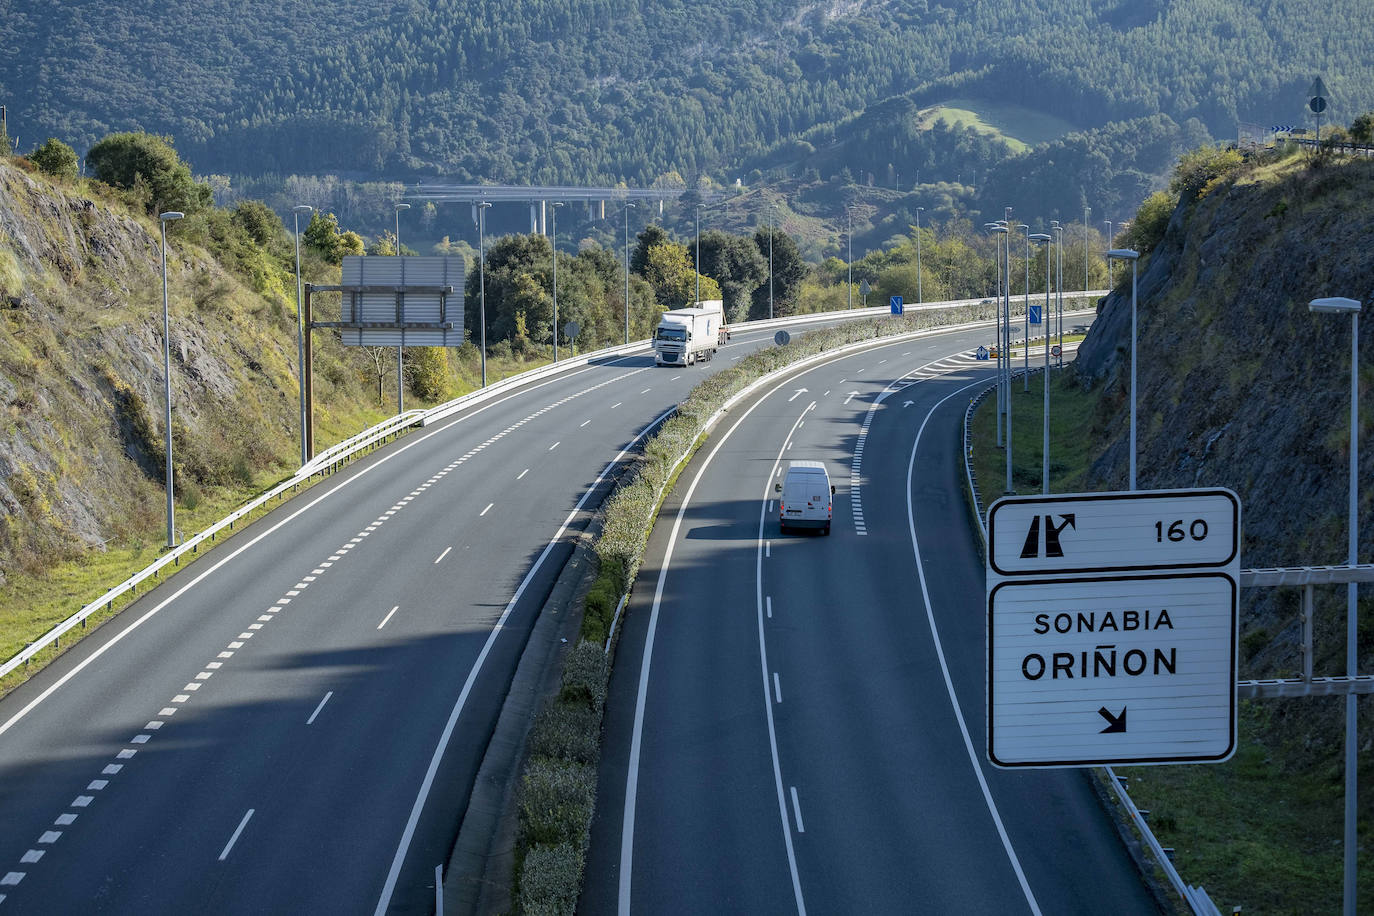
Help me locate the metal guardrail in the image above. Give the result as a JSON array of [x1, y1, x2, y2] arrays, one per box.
[[5, 299, 1006, 683]]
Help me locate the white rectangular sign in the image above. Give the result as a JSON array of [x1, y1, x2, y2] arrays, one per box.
[[988, 573, 1237, 767], [988, 489, 1239, 576]]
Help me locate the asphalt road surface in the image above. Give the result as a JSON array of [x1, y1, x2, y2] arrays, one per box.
[[0, 314, 891, 914], [585, 324, 1161, 914]]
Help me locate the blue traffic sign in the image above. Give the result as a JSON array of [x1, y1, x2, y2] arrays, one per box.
[[1028, 304, 1042, 325], [890, 295, 903, 315]]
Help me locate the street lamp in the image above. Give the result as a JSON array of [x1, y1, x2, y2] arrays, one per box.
[[1019, 224, 1030, 391], [768, 204, 775, 320], [551, 202, 563, 362], [477, 201, 491, 387], [1052, 222, 1065, 368], [291, 204, 312, 467], [846, 207, 854, 310], [1083, 205, 1091, 296], [394, 202, 410, 414], [1030, 233, 1053, 494], [695, 204, 702, 305], [1308, 295, 1362, 916], [1104, 220, 1115, 290], [1107, 248, 1140, 489], [915, 206, 925, 305], [984, 222, 1007, 448], [986, 222, 1012, 487], [158, 211, 184, 548], [623, 202, 636, 345]]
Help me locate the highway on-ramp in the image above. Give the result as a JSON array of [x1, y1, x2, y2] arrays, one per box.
[[585, 326, 1161, 913], [0, 316, 876, 914]]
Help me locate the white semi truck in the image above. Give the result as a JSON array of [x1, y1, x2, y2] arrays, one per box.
[[653, 306, 721, 366]]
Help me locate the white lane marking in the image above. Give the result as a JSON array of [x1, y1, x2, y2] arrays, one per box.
[[766, 596, 773, 619], [306, 692, 333, 725], [378, 606, 399, 630], [37, 832, 60, 845], [517, 468, 529, 480], [145, 721, 162, 730], [54, 815, 75, 826], [620, 391, 813, 916], [159, 707, 177, 716], [1, 873, 23, 886], [670, 375, 682, 380], [374, 405, 678, 916], [905, 377, 1042, 915], [434, 547, 452, 564], [611, 402, 622, 409], [823, 390, 830, 397], [773, 673, 782, 703], [549, 441, 560, 451], [480, 503, 494, 517], [843, 391, 859, 405], [130, 734, 150, 743], [640, 388, 651, 394], [580, 420, 590, 428], [19, 851, 40, 865], [72, 796, 93, 807], [218, 809, 254, 861], [86, 780, 107, 790], [790, 787, 805, 833], [901, 351, 911, 356], [765, 541, 771, 558], [102, 765, 122, 775]]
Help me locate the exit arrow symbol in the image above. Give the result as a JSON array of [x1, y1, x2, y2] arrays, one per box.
[[843, 391, 859, 405], [903, 400, 914, 408], [788, 388, 808, 402], [1098, 706, 1127, 734]]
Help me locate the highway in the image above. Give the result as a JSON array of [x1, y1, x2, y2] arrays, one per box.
[[584, 325, 1161, 913], [0, 316, 873, 914]]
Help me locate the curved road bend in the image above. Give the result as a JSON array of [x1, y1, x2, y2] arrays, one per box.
[[0, 318, 870, 914], [586, 325, 1161, 914]]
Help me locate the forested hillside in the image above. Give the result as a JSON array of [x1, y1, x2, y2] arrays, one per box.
[[3, 0, 1371, 193]]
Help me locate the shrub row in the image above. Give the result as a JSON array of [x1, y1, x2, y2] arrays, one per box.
[[513, 304, 1001, 912]]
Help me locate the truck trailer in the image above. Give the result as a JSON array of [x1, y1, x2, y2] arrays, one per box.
[[653, 307, 721, 366]]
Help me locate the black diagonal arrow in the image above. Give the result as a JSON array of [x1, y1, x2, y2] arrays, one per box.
[[1098, 706, 1127, 733]]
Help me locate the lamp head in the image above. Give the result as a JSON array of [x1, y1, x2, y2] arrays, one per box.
[[1030, 233, 1052, 242], [159, 211, 184, 222], [1309, 297, 1362, 314], [395, 203, 411, 212], [292, 205, 313, 215], [1107, 248, 1140, 260]]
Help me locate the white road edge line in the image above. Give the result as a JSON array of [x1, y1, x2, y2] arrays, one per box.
[[373, 405, 678, 916], [377, 606, 399, 630], [218, 809, 254, 861], [906, 377, 1043, 916], [306, 691, 333, 725], [619, 389, 812, 916]]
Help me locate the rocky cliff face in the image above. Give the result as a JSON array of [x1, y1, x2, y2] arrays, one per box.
[[0, 163, 299, 580], [1073, 155, 1373, 692]]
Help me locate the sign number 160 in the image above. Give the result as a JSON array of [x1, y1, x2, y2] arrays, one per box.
[[1156, 519, 1209, 543]]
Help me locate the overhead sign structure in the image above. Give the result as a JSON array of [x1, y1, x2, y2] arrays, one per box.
[[890, 295, 903, 315], [986, 488, 1240, 768], [335, 256, 465, 347]]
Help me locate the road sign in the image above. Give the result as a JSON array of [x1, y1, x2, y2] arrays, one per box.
[[1051, 344, 1062, 358], [1029, 304, 1042, 325], [988, 573, 1237, 766], [774, 330, 791, 346], [988, 489, 1239, 577], [563, 321, 581, 339], [890, 295, 903, 315], [975, 346, 989, 360], [860, 279, 871, 295], [986, 488, 1241, 768]]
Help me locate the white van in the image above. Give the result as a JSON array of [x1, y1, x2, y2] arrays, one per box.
[[775, 460, 834, 534]]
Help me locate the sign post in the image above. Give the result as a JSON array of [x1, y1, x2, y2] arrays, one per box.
[[986, 488, 1241, 768]]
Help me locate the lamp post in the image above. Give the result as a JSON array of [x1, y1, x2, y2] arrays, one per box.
[[984, 222, 1007, 447], [986, 222, 1011, 486], [623, 202, 636, 345], [915, 206, 925, 305], [1031, 233, 1052, 493], [394, 202, 410, 414], [551, 202, 563, 362], [1107, 248, 1140, 489], [477, 201, 491, 387], [695, 204, 701, 305], [1083, 205, 1091, 296], [763, 205, 774, 321], [158, 211, 184, 548], [1053, 222, 1065, 368], [846, 207, 854, 310], [1308, 295, 1362, 916], [291, 205, 312, 468], [1019, 224, 1030, 391], [1104, 220, 1115, 290]]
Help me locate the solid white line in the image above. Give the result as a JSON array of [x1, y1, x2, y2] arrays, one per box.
[[905, 378, 1042, 915], [480, 503, 493, 517], [434, 547, 452, 564], [377, 606, 399, 630], [517, 468, 529, 480], [306, 691, 333, 725], [218, 809, 254, 861], [790, 786, 805, 833], [374, 406, 678, 916], [773, 673, 782, 703]]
